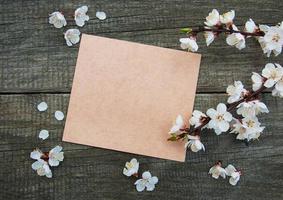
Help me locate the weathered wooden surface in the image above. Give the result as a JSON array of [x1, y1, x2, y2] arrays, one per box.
[[0, 0, 283, 200]]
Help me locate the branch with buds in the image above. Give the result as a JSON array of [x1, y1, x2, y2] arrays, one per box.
[[168, 63, 283, 152], [179, 9, 283, 57]]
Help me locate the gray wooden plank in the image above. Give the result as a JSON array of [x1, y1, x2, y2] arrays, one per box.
[[0, 93, 282, 199], [1, 0, 283, 93]]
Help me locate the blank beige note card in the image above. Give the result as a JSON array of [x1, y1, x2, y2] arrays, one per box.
[[63, 34, 201, 162]]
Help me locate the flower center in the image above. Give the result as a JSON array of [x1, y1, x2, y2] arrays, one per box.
[[126, 162, 133, 169], [216, 115, 224, 121], [246, 120, 255, 127], [272, 33, 280, 42], [270, 70, 278, 79]]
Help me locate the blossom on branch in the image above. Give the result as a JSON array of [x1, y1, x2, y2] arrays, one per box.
[[185, 135, 205, 152]]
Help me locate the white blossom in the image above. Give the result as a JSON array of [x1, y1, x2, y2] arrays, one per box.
[[262, 63, 283, 88], [55, 110, 65, 121], [179, 37, 198, 52], [134, 171, 158, 192], [208, 162, 227, 179], [185, 135, 205, 152], [38, 129, 49, 140], [231, 117, 264, 141], [96, 11, 107, 20], [220, 10, 235, 25], [37, 102, 48, 112], [251, 72, 264, 91], [31, 159, 52, 178], [226, 81, 246, 103], [206, 103, 233, 135], [189, 110, 207, 128], [49, 11, 67, 28], [48, 146, 64, 167], [225, 164, 241, 186], [245, 18, 258, 34], [64, 29, 81, 46], [258, 24, 283, 57], [75, 6, 89, 27], [30, 149, 43, 160], [226, 25, 246, 50], [123, 158, 139, 177], [169, 115, 184, 135], [237, 100, 269, 117], [204, 9, 220, 27], [204, 31, 215, 46]]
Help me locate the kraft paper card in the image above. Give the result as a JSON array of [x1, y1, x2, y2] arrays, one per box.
[[63, 34, 201, 162]]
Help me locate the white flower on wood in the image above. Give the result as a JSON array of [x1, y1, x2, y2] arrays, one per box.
[[32, 159, 52, 178], [258, 24, 283, 57], [48, 146, 64, 167], [208, 162, 227, 179], [245, 18, 258, 34], [189, 110, 207, 128], [226, 25, 246, 50], [262, 63, 283, 88], [185, 135, 205, 152], [134, 171, 158, 192], [64, 29, 81, 46], [123, 158, 139, 177], [75, 6, 89, 27], [225, 164, 241, 186], [220, 10, 235, 25], [237, 100, 269, 117], [179, 37, 198, 52], [206, 103, 233, 135], [226, 81, 246, 104], [204, 9, 220, 27], [49, 11, 67, 28]]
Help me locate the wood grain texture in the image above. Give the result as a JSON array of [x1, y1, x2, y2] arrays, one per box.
[[1, 0, 283, 199], [0, 94, 282, 200], [1, 0, 283, 93]]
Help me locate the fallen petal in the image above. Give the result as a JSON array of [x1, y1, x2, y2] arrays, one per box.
[[96, 11, 106, 20], [55, 111, 64, 121], [39, 130, 49, 140], [37, 102, 48, 112]]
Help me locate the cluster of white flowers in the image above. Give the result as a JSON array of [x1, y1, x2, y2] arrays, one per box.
[[30, 146, 64, 178], [209, 162, 241, 186], [123, 158, 158, 192], [179, 9, 283, 57], [49, 6, 107, 46], [168, 63, 283, 152]]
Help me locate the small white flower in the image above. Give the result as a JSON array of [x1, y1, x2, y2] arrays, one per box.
[[30, 149, 43, 160], [32, 159, 52, 178], [226, 25, 246, 50], [134, 171, 158, 192], [48, 146, 64, 167], [75, 6, 89, 27], [204, 9, 220, 27], [55, 110, 65, 121], [189, 110, 207, 128], [123, 158, 139, 177], [185, 135, 205, 152], [245, 18, 258, 34], [206, 103, 233, 135], [49, 11, 67, 28], [220, 10, 235, 25], [96, 11, 107, 20], [258, 25, 283, 57], [169, 115, 184, 135], [251, 72, 264, 91], [226, 81, 246, 104], [225, 164, 241, 186], [37, 102, 48, 112], [262, 63, 283, 88], [236, 100, 269, 117], [64, 29, 81, 47], [204, 31, 215, 46], [179, 37, 198, 52], [231, 117, 264, 141], [39, 129, 49, 140], [208, 161, 227, 179]]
